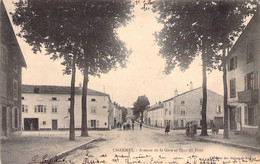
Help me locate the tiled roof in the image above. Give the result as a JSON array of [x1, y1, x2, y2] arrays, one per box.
[[22, 85, 109, 96], [163, 87, 223, 103]]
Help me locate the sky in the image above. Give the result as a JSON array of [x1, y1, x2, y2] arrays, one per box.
[[4, 0, 223, 107]]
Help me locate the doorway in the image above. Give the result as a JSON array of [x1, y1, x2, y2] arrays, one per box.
[[24, 118, 38, 131], [2, 107, 7, 136], [52, 120, 58, 130]]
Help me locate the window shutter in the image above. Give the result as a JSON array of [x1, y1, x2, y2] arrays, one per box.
[[254, 71, 258, 89], [244, 75, 247, 91], [227, 60, 230, 71], [234, 56, 237, 69], [97, 120, 99, 127], [244, 106, 248, 125], [236, 107, 241, 123]]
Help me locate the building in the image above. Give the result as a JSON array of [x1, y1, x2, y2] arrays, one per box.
[[164, 87, 224, 129], [226, 12, 259, 141], [108, 103, 122, 128], [0, 1, 27, 138], [147, 102, 164, 127], [21, 85, 111, 130]]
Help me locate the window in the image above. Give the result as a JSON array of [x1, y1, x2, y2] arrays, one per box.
[[244, 105, 257, 126], [22, 97, 25, 100], [43, 121, 46, 125], [1, 45, 8, 64], [91, 98, 96, 102], [34, 88, 40, 93], [34, 105, 46, 113], [52, 106, 58, 113], [22, 105, 28, 113], [103, 106, 107, 108], [51, 97, 58, 101], [169, 110, 171, 115], [216, 106, 222, 113], [91, 106, 96, 114], [169, 102, 171, 106], [244, 72, 258, 90], [180, 107, 185, 115], [91, 120, 96, 128], [228, 56, 237, 71], [247, 40, 254, 63], [181, 101, 185, 105], [13, 80, 18, 100], [13, 58, 18, 72], [68, 108, 70, 113], [67, 98, 71, 101], [230, 78, 236, 98]]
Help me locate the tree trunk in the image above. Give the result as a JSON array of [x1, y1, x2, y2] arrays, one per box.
[[201, 51, 208, 136], [81, 58, 89, 137], [69, 55, 76, 141], [223, 45, 229, 139]]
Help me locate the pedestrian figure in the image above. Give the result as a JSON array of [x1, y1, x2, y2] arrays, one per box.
[[186, 123, 190, 136], [132, 123, 134, 130], [165, 122, 170, 135], [189, 123, 194, 137], [140, 122, 142, 130], [30, 122, 33, 131], [123, 124, 126, 130]]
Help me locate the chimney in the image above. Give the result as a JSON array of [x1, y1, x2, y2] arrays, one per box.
[[189, 81, 193, 90], [174, 89, 178, 96]]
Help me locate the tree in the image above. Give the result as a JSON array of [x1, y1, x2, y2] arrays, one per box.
[[153, 0, 222, 136], [133, 95, 150, 123], [64, 0, 134, 137], [12, 0, 134, 138], [211, 1, 257, 138], [152, 0, 257, 136], [11, 0, 86, 140]]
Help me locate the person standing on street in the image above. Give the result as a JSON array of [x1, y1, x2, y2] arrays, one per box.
[[132, 122, 134, 130], [140, 122, 142, 130], [165, 122, 170, 135]]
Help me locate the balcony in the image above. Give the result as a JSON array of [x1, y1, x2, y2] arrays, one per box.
[[238, 89, 259, 103]]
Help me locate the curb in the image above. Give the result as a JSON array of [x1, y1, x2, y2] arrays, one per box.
[[48, 137, 101, 162], [195, 137, 260, 152]]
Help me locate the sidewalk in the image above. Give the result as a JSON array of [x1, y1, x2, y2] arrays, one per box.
[[143, 123, 260, 152], [1, 130, 103, 164], [194, 129, 260, 152]]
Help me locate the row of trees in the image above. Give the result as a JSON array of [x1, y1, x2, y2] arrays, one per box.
[[12, 0, 134, 140], [149, 0, 258, 137]]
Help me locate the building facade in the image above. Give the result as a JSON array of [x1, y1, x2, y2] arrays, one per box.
[[164, 87, 224, 129], [147, 102, 164, 128], [226, 13, 260, 140], [108, 103, 122, 128], [22, 85, 111, 130], [0, 1, 27, 137]]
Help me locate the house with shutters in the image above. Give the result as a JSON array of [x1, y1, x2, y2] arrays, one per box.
[[226, 12, 259, 142], [163, 85, 223, 129], [0, 1, 27, 138], [21, 85, 111, 130]]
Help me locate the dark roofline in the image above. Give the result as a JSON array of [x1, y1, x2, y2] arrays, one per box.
[[22, 84, 109, 96], [2, 1, 27, 68], [163, 87, 202, 102]]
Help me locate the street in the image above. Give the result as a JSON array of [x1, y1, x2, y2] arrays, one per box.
[[64, 124, 259, 164]]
